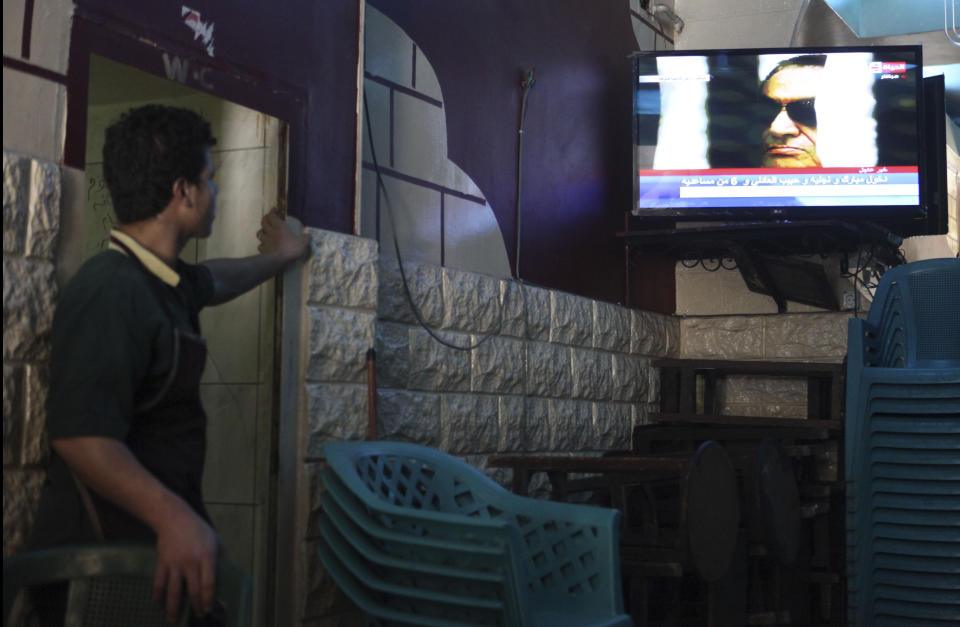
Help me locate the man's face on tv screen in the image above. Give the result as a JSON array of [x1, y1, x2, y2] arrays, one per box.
[[761, 65, 823, 168]]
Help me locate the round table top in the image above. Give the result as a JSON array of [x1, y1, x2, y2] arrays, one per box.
[[684, 440, 740, 582], [755, 438, 801, 565]]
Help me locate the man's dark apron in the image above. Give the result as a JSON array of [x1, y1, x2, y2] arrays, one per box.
[[33, 239, 221, 626], [80, 237, 211, 540]]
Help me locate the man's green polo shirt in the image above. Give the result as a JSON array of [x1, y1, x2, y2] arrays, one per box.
[[30, 230, 214, 547], [47, 229, 215, 441]]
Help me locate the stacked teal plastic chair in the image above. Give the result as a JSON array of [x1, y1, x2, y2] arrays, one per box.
[[318, 440, 632, 627], [3, 542, 252, 626], [844, 258, 960, 626]]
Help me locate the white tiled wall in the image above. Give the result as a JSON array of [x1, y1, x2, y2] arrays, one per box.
[[2, 68, 67, 164], [675, 0, 805, 49]]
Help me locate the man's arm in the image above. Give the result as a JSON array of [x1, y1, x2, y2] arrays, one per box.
[[52, 437, 218, 622], [204, 208, 309, 305]]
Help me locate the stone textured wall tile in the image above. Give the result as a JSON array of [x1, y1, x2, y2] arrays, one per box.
[[375, 322, 409, 389], [498, 395, 525, 452], [524, 397, 551, 452], [550, 291, 593, 346], [525, 342, 572, 398], [524, 286, 551, 341], [721, 376, 806, 405], [664, 315, 681, 357], [408, 329, 472, 391], [526, 471, 555, 500], [763, 404, 808, 419], [570, 348, 613, 400], [498, 280, 526, 338], [306, 308, 376, 383], [646, 365, 660, 404], [763, 313, 850, 360], [304, 384, 368, 457], [593, 301, 631, 352], [719, 376, 767, 406], [2, 257, 56, 362], [441, 394, 499, 454], [305, 228, 378, 309], [681, 316, 763, 359], [471, 336, 525, 394], [3, 470, 44, 557], [549, 399, 592, 449], [377, 389, 441, 445], [26, 159, 60, 260], [594, 402, 633, 451], [635, 403, 656, 427], [22, 364, 48, 464], [3, 152, 28, 255], [378, 259, 443, 326], [720, 403, 767, 417], [442, 267, 501, 334], [631, 310, 667, 356], [611, 354, 647, 402], [3, 364, 23, 465]]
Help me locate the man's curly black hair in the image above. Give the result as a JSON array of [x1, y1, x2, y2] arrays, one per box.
[[102, 105, 217, 224]]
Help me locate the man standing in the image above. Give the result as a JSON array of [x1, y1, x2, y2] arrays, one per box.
[[29, 104, 309, 623], [759, 55, 826, 168]]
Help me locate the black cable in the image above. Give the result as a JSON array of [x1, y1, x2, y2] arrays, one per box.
[[515, 68, 535, 279], [363, 91, 504, 351]]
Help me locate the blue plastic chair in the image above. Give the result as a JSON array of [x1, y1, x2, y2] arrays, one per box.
[[844, 258, 960, 626], [857, 257, 960, 369], [3, 542, 251, 627], [318, 440, 632, 627]]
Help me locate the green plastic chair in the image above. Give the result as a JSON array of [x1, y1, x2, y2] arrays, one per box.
[[3, 542, 252, 627], [320, 440, 632, 627]]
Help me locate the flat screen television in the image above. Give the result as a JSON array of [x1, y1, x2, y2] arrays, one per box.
[[631, 45, 940, 235]]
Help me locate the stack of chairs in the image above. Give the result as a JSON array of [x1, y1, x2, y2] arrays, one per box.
[[318, 440, 632, 626], [844, 258, 960, 626]]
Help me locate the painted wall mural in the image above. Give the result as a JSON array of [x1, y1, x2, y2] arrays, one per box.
[[367, 0, 677, 309], [361, 7, 512, 278]]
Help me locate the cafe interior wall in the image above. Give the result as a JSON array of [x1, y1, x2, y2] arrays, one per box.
[[5, 0, 955, 623]]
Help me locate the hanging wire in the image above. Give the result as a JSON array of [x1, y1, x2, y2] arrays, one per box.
[[515, 67, 535, 278]]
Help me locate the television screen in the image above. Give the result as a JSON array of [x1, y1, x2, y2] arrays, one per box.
[[632, 46, 925, 223]]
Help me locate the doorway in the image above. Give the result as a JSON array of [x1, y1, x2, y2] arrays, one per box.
[[78, 53, 285, 625]]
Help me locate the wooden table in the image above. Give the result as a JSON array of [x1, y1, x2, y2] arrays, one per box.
[[653, 357, 845, 421], [489, 444, 743, 626], [486, 453, 687, 499]]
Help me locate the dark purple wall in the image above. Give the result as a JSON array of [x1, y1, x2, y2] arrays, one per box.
[[369, 0, 674, 310], [70, 0, 360, 235]]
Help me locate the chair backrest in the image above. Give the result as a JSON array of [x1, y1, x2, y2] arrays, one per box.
[[3, 543, 251, 627], [863, 258, 960, 368], [324, 440, 625, 623]]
